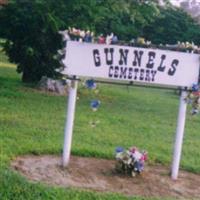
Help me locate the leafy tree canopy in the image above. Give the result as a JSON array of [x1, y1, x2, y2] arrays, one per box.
[[0, 0, 66, 82], [0, 0, 200, 82], [143, 7, 200, 45]]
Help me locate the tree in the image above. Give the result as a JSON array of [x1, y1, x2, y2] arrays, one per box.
[[0, 0, 66, 82], [58, 0, 160, 40], [143, 7, 200, 45], [93, 0, 160, 40]]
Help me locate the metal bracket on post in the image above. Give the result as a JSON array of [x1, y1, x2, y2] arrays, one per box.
[[62, 78, 78, 167], [171, 90, 187, 180]]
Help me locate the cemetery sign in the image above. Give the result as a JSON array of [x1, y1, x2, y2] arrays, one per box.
[[63, 41, 200, 88], [62, 40, 200, 180]]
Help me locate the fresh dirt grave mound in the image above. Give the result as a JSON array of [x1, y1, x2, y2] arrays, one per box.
[[11, 155, 200, 199]]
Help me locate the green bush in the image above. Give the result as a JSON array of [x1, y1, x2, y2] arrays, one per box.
[[143, 7, 200, 45], [0, 0, 64, 82]]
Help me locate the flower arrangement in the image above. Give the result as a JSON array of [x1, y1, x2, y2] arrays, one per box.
[[185, 84, 200, 115], [115, 146, 147, 177], [67, 27, 94, 43], [59, 29, 200, 115], [59, 28, 200, 53]]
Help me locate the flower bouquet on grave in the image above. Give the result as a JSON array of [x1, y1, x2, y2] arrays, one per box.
[[115, 146, 147, 177]]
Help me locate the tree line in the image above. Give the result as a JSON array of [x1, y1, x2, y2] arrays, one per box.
[[0, 0, 200, 82]]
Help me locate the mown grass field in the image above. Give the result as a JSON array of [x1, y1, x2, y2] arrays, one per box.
[[0, 47, 200, 200]]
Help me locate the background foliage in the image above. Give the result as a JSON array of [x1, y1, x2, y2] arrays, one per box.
[[0, 0, 200, 82], [143, 7, 200, 44], [0, 0, 66, 82]]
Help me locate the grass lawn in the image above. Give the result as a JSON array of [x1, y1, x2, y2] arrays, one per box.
[[0, 48, 200, 200]]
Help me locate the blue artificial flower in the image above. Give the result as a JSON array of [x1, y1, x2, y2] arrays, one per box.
[[90, 100, 101, 111], [84, 34, 92, 43], [192, 84, 199, 92], [111, 35, 118, 44], [134, 161, 144, 173], [85, 79, 97, 89], [115, 147, 124, 153]]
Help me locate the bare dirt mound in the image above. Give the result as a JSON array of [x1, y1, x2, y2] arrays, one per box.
[[11, 155, 200, 199]]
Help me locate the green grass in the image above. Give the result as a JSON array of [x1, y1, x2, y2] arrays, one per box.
[[0, 50, 200, 200]]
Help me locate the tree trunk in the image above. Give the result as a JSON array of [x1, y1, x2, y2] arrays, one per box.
[[22, 68, 35, 83]]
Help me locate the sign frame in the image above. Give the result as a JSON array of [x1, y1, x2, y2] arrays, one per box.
[[63, 41, 200, 89], [62, 41, 200, 180]]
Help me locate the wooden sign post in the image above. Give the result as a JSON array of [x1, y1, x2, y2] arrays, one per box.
[[62, 41, 200, 179]]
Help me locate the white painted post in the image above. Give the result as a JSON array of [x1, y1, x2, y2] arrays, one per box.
[[171, 90, 187, 180], [62, 79, 78, 167]]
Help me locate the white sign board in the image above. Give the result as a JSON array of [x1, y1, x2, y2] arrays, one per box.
[[63, 41, 199, 88]]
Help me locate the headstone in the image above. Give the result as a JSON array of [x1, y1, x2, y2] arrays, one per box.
[[38, 76, 68, 95]]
